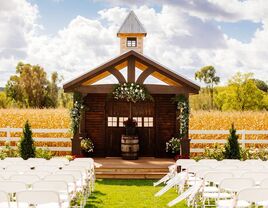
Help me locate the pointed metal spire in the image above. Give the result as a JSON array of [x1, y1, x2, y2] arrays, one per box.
[[117, 11, 147, 36]]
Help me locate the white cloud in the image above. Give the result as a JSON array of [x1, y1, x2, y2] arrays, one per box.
[[0, 0, 268, 88]]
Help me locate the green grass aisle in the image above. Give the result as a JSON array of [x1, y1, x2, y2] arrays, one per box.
[[86, 179, 187, 208]]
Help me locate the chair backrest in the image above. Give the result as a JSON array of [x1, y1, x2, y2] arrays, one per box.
[[32, 180, 69, 193], [44, 174, 75, 184], [203, 172, 234, 185], [70, 161, 93, 170], [24, 170, 50, 179], [74, 157, 94, 163], [0, 171, 18, 180], [27, 158, 46, 163], [0, 162, 12, 170], [0, 191, 10, 208], [176, 159, 196, 169], [6, 165, 31, 172], [198, 159, 218, 165], [241, 172, 268, 184], [214, 165, 238, 170], [34, 165, 60, 173], [49, 157, 69, 166], [237, 187, 268, 203], [10, 174, 40, 185], [4, 157, 24, 163], [55, 170, 82, 181], [16, 190, 60, 207], [0, 181, 27, 194], [260, 178, 268, 188], [62, 166, 88, 178], [187, 165, 212, 174], [219, 178, 255, 192]]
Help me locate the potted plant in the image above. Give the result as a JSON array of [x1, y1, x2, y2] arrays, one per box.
[[80, 138, 94, 157], [166, 137, 181, 160], [123, 118, 137, 136]]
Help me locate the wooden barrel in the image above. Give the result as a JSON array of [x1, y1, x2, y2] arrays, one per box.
[[121, 135, 139, 160]]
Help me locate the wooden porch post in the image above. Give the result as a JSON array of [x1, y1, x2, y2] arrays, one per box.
[[72, 93, 87, 155], [127, 56, 135, 82], [180, 94, 190, 158]]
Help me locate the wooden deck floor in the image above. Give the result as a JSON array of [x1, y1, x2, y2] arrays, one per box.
[[94, 157, 174, 179]]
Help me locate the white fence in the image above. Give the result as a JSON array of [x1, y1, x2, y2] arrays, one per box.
[[189, 130, 268, 153], [1, 127, 268, 154], [0, 127, 71, 152]]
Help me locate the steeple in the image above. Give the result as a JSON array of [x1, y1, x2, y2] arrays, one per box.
[[117, 11, 147, 54]]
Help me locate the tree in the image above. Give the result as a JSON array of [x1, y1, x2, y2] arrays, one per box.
[[252, 79, 268, 92], [195, 66, 220, 109], [19, 120, 35, 159], [5, 62, 60, 108], [215, 72, 267, 111], [224, 123, 241, 159]]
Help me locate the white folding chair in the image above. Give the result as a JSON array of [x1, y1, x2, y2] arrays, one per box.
[[55, 170, 83, 191], [10, 174, 40, 186], [16, 190, 61, 208], [35, 165, 60, 173], [0, 162, 12, 170], [62, 166, 89, 188], [217, 178, 255, 208], [202, 172, 234, 207], [241, 172, 268, 185], [6, 165, 31, 173], [49, 158, 69, 166], [260, 178, 268, 188], [0, 171, 18, 180], [24, 170, 50, 179], [0, 191, 10, 208], [32, 181, 70, 205], [4, 157, 24, 164], [237, 187, 268, 208], [44, 174, 76, 195]]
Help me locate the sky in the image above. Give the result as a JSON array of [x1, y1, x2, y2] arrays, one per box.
[[0, 0, 268, 87]]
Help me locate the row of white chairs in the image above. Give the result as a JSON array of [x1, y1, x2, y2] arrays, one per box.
[[0, 157, 97, 208], [155, 159, 268, 207]]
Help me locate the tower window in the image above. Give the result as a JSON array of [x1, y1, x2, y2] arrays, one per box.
[[127, 37, 137, 47]]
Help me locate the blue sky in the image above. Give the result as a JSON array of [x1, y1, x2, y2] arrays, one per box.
[[0, 0, 267, 87]]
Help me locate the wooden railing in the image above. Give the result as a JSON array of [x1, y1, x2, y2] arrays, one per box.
[[189, 130, 268, 153], [0, 127, 71, 152]]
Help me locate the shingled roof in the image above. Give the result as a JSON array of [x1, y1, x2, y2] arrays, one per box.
[[117, 11, 147, 36]]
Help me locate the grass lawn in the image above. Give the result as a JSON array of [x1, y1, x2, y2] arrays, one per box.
[[86, 179, 187, 208]]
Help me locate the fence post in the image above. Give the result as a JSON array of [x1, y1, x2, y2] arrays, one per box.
[[6, 126, 11, 142], [241, 130, 246, 148]]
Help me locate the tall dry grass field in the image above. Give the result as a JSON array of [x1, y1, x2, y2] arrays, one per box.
[[190, 110, 268, 150], [0, 109, 267, 155], [0, 109, 71, 155]]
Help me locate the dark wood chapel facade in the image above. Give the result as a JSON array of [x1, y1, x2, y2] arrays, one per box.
[[64, 11, 200, 158]]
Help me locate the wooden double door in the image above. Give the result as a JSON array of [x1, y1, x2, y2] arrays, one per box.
[[105, 100, 155, 157]]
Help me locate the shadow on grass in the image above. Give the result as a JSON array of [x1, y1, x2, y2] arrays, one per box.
[[96, 179, 157, 187], [86, 191, 106, 208]]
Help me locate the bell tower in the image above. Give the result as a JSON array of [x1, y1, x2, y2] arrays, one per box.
[[117, 11, 147, 54]]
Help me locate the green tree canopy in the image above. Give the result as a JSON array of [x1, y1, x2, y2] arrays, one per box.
[[5, 62, 60, 108], [215, 72, 268, 111], [195, 66, 220, 108]]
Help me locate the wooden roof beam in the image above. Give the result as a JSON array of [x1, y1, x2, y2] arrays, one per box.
[[136, 67, 155, 84]]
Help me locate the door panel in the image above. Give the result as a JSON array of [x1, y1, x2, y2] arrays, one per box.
[[105, 100, 155, 157]]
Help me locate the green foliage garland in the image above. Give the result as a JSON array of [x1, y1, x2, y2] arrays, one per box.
[[19, 120, 35, 159], [173, 94, 189, 138], [70, 92, 85, 135], [112, 83, 153, 103]]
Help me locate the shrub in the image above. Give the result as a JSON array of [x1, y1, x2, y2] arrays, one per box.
[[0, 142, 19, 159], [81, 138, 94, 153], [19, 120, 35, 159], [35, 147, 54, 160], [203, 143, 225, 160], [224, 123, 241, 159], [166, 137, 181, 154], [240, 147, 268, 161]]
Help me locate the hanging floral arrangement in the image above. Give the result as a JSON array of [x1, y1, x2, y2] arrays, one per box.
[[172, 94, 190, 138], [112, 83, 153, 103]]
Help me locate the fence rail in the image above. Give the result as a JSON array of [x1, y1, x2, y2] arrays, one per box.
[[1, 127, 268, 153], [189, 129, 268, 153], [0, 127, 71, 152]]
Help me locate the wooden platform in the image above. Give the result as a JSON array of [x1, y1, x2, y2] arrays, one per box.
[[94, 157, 174, 179]]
